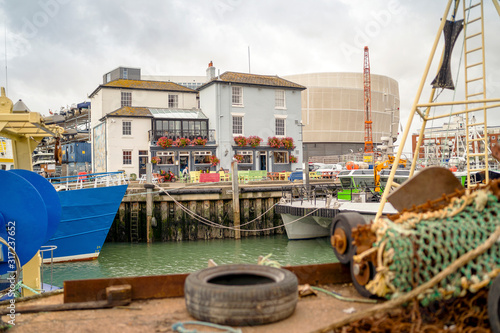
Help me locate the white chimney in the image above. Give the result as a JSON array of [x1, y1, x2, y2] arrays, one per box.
[[206, 61, 216, 81]]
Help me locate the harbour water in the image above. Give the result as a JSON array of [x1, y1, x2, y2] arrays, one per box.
[[42, 235, 337, 288]]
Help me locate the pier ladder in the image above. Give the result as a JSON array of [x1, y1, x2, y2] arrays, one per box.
[[130, 202, 140, 243]]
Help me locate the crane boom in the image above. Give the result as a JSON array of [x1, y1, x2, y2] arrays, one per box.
[[363, 46, 374, 154]]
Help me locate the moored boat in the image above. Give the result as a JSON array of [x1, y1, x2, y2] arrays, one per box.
[[42, 172, 128, 263]]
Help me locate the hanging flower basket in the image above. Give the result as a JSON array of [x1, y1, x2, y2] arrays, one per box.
[[234, 154, 244, 163], [174, 137, 191, 147], [281, 137, 295, 150], [248, 136, 262, 148], [267, 136, 283, 148], [234, 136, 248, 147], [157, 137, 173, 148], [151, 156, 161, 164], [209, 155, 220, 166], [192, 137, 208, 146], [289, 155, 297, 163]]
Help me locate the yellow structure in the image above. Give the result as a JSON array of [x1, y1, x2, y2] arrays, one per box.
[[0, 87, 63, 296]]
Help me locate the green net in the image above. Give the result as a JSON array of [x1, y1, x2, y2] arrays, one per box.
[[370, 190, 500, 306]]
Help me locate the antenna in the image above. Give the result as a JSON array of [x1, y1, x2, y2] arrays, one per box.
[[248, 46, 251, 73], [4, 23, 7, 95]]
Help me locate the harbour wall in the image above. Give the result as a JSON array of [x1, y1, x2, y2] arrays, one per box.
[[106, 184, 286, 242]]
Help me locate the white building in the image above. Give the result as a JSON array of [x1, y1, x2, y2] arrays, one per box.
[[89, 68, 198, 176], [198, 68, 306, 172]]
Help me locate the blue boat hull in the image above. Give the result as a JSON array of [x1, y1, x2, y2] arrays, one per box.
[[43, 184, 128, 263]]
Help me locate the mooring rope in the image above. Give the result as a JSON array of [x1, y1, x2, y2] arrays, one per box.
[[155, 183, 321, 232]]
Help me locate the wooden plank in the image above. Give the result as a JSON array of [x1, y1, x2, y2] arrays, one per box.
[[64, 263, 350, 304]]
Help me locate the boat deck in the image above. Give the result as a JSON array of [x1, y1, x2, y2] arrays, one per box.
[[1, 283, 376, 333]]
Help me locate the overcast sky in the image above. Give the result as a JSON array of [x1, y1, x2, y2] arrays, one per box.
[[1, 0, 499, 152]]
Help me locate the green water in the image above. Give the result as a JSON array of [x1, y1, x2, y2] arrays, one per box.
[[42, 235, 336, 288]]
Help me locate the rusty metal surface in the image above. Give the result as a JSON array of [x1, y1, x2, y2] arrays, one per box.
[[284, 263, 351, 286], [64, 263, 351, 304], [387, 166, 463, 212], [64, 273, 189, 303]]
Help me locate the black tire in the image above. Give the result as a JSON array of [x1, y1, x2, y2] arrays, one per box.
[[184, 264, 298, 326], [330, 212, 366, 264], [350, 260, 377, 298], [489, 275, 500, 333]]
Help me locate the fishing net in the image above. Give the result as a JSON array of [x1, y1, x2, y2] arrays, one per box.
[[367, 184, 500, 306]]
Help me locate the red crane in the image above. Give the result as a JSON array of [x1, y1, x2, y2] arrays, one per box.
[[363, 46, 374, 154]]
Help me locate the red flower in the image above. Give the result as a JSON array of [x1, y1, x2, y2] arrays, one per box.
[[157, 137, 173, 148], [234, 136, 248, 147]]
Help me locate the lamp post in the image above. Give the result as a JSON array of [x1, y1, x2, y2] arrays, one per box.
[[297, 121, 309, 192]]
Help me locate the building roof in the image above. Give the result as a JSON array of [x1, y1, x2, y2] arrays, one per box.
[[198, 71, 306, 90], [89, 79, 197, 97], [101, 107, 208, 120], [103, 106, 153, 119], [149, 108, 207, 119]]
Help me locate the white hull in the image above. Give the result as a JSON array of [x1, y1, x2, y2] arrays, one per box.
[[281, 213, 330, 240], [42, 252, 99, 264], [280, 200, 398, 240]]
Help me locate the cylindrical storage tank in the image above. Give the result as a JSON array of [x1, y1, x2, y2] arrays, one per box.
[[283, 73, 400, 156]]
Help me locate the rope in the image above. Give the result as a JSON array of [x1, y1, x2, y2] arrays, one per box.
[[311, 287, 378, 304], [313, 224, 500, 333], [155, 183, 320, 233], [172, 321, 242, 333], [367, 186, 500, 304], [0, 236, 21, 297]]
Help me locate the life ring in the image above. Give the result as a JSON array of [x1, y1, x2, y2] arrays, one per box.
[[488, 275, 500, 333], [184, 264, 298, 326]]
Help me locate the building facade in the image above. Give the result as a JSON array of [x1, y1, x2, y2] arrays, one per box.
[[283, 72, 400, 157], [198, 70, 306, 172], [89, 68, 200, 176]]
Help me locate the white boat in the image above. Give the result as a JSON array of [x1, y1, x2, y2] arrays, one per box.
[[278, 198, 399, 240], [277, 169, 405, 240]]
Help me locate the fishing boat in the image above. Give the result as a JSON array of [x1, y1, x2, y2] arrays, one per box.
[[0, 88, 128, 265], [42, 172, 128, 263]]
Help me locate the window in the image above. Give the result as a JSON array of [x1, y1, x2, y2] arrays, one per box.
[[123, 68, 128, 79], [121, 92, 132, 107], [232, 115, 243, 135], [275, 90, 286, 108], [157, 151, 175, 165], [122, 121, 131, 135], [275, 118, 286, 136], [139, 150, 148, 156], [194, 151, 211, 164], [236, 151, 253, 164], [106, 73, 111, 83], [274, 151, 289, 164], [232, 86, 243, 106], [123, 150, 132, 165], [168, 95, 178, 108]]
